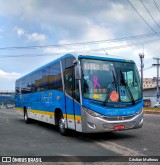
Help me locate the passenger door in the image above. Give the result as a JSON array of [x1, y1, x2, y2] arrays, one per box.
[[64, 67, 76, 130]]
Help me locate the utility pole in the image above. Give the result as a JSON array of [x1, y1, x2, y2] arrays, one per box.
[[152, 57, 160, 101], [139, 53, 144, 91]]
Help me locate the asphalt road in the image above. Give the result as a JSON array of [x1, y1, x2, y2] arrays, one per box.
[[0, 108, 160, 162], [0, 108, 118, 157]]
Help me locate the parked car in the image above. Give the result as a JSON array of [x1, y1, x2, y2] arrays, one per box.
[[6, 104, 14, 108], [153, 102, 160, 108]]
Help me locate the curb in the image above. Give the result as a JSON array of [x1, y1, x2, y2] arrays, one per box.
[[144, 110, 160, 115]]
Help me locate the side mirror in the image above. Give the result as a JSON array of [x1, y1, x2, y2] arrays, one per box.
[[75, 65, 81, 80], [73, 60, 81, 80]]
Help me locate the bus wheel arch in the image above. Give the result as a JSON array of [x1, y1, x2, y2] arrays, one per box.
[[55, 108, 67, 135]]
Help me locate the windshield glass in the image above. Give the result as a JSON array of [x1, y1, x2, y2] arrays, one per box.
[[115, 62, 142, 102], [81, 59, 142, 104]]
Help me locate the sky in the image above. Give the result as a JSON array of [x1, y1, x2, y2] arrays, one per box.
[[0, 0, 160, 91]]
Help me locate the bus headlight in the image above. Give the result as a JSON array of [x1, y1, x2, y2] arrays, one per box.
[[136, 108, 143, 115], [82, 107, 102, 117]]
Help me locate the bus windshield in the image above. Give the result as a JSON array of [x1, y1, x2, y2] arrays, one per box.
[[81, 59, 142, 105]]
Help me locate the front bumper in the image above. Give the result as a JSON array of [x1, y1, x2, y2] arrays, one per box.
[[81, 109, 143, 133]]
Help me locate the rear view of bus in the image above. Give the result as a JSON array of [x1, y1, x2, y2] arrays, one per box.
[[77, 56, 143, 133]]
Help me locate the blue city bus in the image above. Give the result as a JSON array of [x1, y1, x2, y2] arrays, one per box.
[[15, 54, 143, 135]]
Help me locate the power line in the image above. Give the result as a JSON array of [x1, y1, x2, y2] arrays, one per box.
[[0, 32, 159, 50], [139, 66, 153, 73], [0, 53, 54, 58], [127, 0, 159, 36], [1, 35, 160, 59], [139, 0, 160, 29], [144, 61, 153, 67], [1, 37, 160, 58], [141, 57, 153, 63], [143, 66, 153, 71], [141, 55, 160, 67], [143, 58, 154, 64], [153, 0, 160, 14], [137, 54, 160, 67]]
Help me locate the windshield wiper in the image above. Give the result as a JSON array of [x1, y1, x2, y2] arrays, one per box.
[[120, 70, 135, 105], [102, 71, 117, 106], [112, 70, 117, 90]]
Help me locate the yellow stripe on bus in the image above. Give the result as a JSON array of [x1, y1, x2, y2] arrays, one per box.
[[29, 110, 46, 115], [64, 114, 81, 121], [45, 111, 54, 116], [15, 108, 23, 111], [75, 115, 81, 121], [15, 108, 81, 120]]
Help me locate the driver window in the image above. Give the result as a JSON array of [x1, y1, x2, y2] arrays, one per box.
[[127, 71, 134, 86], [123, 71, 133, 86]]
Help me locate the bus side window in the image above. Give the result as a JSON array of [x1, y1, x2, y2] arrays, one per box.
[[64, 67, 74, 97]]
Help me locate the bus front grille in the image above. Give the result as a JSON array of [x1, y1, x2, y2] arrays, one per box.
[[101, 114, 135, 121]]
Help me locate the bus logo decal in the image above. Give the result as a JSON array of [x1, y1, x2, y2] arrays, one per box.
[[93, 76, 100, 88]]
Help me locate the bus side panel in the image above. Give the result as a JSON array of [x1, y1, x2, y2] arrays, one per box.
[[16, 90, 65, 125], [49, 90, 65, 125], [65, 95, 76, 130], [15, 94, 24, 116], [74, 100, 82, 132]]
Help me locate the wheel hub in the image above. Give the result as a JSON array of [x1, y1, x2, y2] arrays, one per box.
[[59, 118, 65, 132]]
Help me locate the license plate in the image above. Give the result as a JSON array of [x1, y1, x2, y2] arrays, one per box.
[[114, 125, 125, 130]]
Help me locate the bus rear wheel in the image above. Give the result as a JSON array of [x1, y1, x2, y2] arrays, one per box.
[[24, 109, 31, 124], [58, 113, 67, 135]]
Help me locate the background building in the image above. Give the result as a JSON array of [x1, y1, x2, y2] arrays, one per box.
[[143, 78, 156, 89], [143, 87, 159, 107], [143, 78, 159, 107]]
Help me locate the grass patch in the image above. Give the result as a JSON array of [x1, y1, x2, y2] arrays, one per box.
[[144, 107, 160, 111]]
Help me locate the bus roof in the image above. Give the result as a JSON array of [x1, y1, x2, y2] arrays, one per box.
[[16, 54, 73, 81], [16, 53, 135, 81], [78, 54, 135, 63]]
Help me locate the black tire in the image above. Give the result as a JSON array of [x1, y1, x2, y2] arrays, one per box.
[[58, 113, 67, 135], [24, 109, 31, 124]]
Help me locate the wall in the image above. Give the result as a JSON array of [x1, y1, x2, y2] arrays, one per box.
[[143, 87, 159, 107]]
